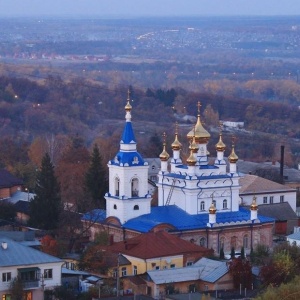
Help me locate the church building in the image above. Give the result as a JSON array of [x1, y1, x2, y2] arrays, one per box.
[[83, 92, 274, 255]]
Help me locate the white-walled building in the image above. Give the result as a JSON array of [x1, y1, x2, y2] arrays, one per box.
[[239, 174, 297, 212], [0, 237, 63, 300]]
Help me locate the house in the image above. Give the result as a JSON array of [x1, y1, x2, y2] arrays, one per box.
[[0, 237, 63, 300], [257, 202, 298, 235], [145, 257, 233, 298], [239, 174, 297, 212], [83, 95, 274, 255], [287, 228, 300, 246], [103, 231, 213, 277], [0, 169, 23, 200]]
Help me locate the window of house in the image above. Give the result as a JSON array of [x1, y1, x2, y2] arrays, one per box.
[[133, 266, 137, 275], [133, 205, 139, 210], [270, 196, 274, 204], [223, 199, 227, 209], [280, 195, 284, 203], [121, 267, 127, 276], [263, 196, 267, 204], [155, 266, 160, 270], [204, 285, 208, 291], [113, 204, 117, 210], [113, 268, 117, 278], [200, 237, 206, 247], [186, 261, 193, 266], [44, 269, 53, 279], [170, 264, 175, 268], [200, 201, 205, 211], [2, 272, 11, 282], [2, 294, 12, 300]]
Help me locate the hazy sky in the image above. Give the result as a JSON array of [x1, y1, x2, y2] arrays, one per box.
[[0, 0, 300, 17]]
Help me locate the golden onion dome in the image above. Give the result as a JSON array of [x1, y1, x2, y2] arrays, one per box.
[[187, 102, 210, 143], [186, 150, 197, 166], [171, 133, 182, 151], [215, 133, 226, 152], [250, 196, 258, 211], [209, 202, 217, 214], [189, 136, 199, 154], [159, 144, 170, 162], [228, 145, 238, 163]]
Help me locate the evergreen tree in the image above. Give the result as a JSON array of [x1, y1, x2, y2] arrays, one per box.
[[241, 246, 245, 259], [29, 153, 61, 230], [220, 247, 225, 260], [231, 247, 235, 259], [84, 144, 107, 209]]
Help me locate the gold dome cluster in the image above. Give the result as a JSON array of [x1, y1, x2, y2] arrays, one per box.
[[171, 123, 182, 151], [125, 89, 132, 112], [228, 144, 238, 163], [215, 133, 226, 152]]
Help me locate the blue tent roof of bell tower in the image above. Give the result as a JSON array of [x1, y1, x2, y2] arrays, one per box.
[[121, 122, 136, 144]]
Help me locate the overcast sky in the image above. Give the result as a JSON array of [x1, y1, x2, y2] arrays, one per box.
[[0, 0, 300, 17]]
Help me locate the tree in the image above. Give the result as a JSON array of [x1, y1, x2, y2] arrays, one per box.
[[40, 235, 59, 256], [231, 247, 235, 259], [228, 257, 252, 289], [84, 144, 107, 209], [0, 201, 16, 222], [10, 276, 24, 300], [241, 246, 245, 259], [29, 153, 62, 230], [220, 247, 225, 260]]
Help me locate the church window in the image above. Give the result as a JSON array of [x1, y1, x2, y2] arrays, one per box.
[[243, 235, 249, 249], [223, 199, 227, 209], [133, 156, 139, 164], [190, 238, 195, 244], [200, 201, 205, 211], [212, 200, 216, 208], [200, 237, 206, 246], [131, 178, 139, 197], [230, 236, 237, 249], [113, 204, 117, 210], [152, 165, 155, 170], [263, 196, 267, 204], [133, 205, 139, 210], [280, 195, 284, 203], [115, 178, 120, 196]]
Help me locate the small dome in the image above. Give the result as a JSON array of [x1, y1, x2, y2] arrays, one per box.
[[250, 196, 258, 211], [228, 145, 238, 163], [125, 89, 132, 112], [209, 202, 217, 214], [186, 150, 197, 166], [171, 133, 182, 151], [215, 133, 226, 152], [189, 136, 199, 154], [159, 147, 169, 162]]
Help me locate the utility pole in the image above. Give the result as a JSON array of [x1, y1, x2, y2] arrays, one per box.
[[116, 253, 120, 297]]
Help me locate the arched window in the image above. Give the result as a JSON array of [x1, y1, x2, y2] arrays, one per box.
[[131, 178, 139, 197], [115, 177, 120, 196], [200, 201, 205, 211], [243, 235, 249, 249], [190, 238, 195, 244], [113, 204, 117, 210], [223, 199, 227, 209], [231, 236, 237, 249], [200, 237, 206, 247], [219, 237, 225, 252], [133, 205, 139, 210], [212, 200, 216, 208]]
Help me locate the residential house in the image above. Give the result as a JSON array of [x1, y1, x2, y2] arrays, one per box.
[[0, 237, 63, 300], [110, 231, 212, 275], [258, 202, 298, 235], [0, 169, 23, 200], [287, 227, 300, 246], [239, 174, 297, 212], [144, 257, 233, 298]]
